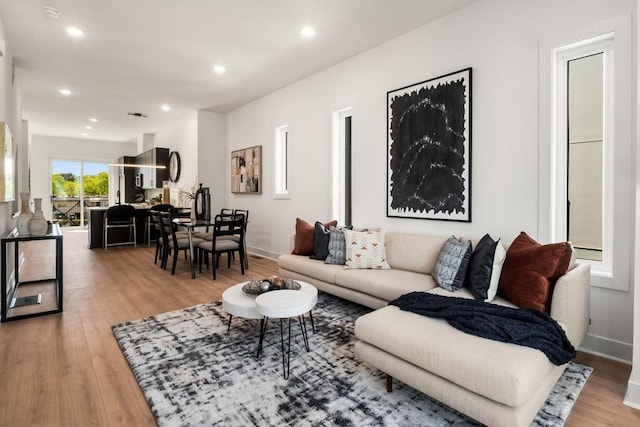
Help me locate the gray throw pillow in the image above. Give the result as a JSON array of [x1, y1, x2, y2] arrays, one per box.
[[325, 226, 348, 265], [433, 236, 472, 291]]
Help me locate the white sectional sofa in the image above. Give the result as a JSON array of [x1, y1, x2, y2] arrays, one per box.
[[278, 231, 590, 427]]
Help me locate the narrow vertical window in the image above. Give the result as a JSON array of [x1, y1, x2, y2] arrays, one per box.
[[274, 125, 289, 198], [552, 34, 613, 272], [542, 18, 632, 291], [567, 53, 604, 261], [344, 116, 352, 227], [332, 108, 353, 225]]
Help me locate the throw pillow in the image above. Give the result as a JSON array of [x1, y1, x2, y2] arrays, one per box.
[[310, 221, 332, 260], [433, 236, 472, 292], [343, 229, 390, 269], [498, 232, 573, 313], [325, 226, 350, 265], [465, 234, 506, 301], [292, 218, 337, 255]]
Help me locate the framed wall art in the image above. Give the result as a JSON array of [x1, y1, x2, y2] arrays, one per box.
[[387, 68, 472, 221], [231, 145, 262, 194], [0, 122, 14, 202]]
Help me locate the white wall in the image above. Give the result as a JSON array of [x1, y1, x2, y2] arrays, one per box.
[[0, 16, 24, 236], [197, 110, 226, 214], [225, 0, 637, 360], [30, 135, 137, 218], [625, 0, 640, 410], [153, 112, 198, 205], [152, 110, 226, 212]]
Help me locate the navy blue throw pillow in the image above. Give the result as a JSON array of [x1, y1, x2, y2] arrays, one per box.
[[310, 221, 332, 260], [465, 234, 500, 300]]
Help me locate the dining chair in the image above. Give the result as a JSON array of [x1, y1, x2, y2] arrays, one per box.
[[233, 209, 249, 269], [147, 204, 174, 248], [104, 205, 137, 251], [193, 210, 234, 241], [149, 205, 179, 265], [159, 212, 204, 275], [197, 214, 245, 280]]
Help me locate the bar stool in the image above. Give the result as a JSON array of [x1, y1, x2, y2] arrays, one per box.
[[104, 205, 137, 251]]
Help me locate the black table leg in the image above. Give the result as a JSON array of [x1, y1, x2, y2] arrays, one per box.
[[298, 315, 310, 352], [257, 317, 268, 357], [308, 311, 315, 334], [280, 318, 292, 380], [226, 314, 233, 333]]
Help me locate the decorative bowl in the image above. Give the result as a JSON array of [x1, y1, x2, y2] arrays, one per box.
[[242, 277, 301, 295]]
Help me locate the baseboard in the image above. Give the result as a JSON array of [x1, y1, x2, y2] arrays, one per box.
[[246, 246, 279, 262], [624, 378, 640, 409], [579, 333, 632, 363]]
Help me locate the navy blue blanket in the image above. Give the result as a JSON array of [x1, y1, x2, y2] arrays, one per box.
[[389, 292, 575, 365]]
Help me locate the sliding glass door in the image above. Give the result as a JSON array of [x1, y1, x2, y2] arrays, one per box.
[[51, 160, 109, 227]]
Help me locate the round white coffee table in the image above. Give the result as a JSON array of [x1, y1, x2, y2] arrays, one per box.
[[222, 281, 317, 332], [222, 283, 263, 332], [255, 289, 317, 379]]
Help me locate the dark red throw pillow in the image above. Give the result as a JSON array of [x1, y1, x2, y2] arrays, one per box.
[[498, 232, 572, 313], [292, 218, 337, 255]]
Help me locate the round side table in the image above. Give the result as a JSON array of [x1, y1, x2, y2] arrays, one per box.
[[255, 289, 317, 379]]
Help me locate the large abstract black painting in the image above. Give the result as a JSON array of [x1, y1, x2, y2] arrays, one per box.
[[387, 68, 471, 221]]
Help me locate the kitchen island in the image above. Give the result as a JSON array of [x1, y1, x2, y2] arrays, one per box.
[[87, 205, 150, 249], [87, 205, 191, 249]]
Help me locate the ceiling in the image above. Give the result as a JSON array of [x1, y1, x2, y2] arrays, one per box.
[[0, 0, 476, 142]]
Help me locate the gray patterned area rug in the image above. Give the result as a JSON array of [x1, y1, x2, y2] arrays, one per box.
[[112, 293, 592, 426]]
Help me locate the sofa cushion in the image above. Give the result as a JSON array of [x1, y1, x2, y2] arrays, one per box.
[[465, 234, 506, 302], [385, 232, 449, 274], [433, 236, 472, 291], [334, 268, 436, 301], [309, 221, 332, 260], [344, 229, 390, 269], [354, 305, 559, 408], [292, 218, 337, 255], [278, 254, 344, 284], [498, 232, 572, 312]]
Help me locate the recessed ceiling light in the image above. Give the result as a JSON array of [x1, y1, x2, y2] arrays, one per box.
[[89, 117, 98, 122], [43, 7, 61, 19], [213, 65, 226, 74], [58, 88, 71, 96], [300, 26, 315, 38], [82, 132, 88, 137], [85, 126, 93, 130], [161, 104, 171, 112], [66, 27, 85, 38]]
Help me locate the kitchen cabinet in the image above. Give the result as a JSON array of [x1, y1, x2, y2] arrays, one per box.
[[136, 148, 169, 189], [118, 156, 137, 203]]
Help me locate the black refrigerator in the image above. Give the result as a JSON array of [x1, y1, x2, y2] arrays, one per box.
[[117, 156, 138, 204]]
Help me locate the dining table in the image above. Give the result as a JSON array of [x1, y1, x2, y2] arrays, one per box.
[[172, 217, 214, 279]]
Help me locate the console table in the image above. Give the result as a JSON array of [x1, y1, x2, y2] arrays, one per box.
[[1, 224, 63, 322]]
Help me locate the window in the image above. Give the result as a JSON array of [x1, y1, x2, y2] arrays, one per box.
[[567, 52, 604, 261], [542, 18, 632, 291], [51, 160, 109, 226], [274, 125, 289, 198], [552, 35, 612, 272], [332, 108, 353, 226]]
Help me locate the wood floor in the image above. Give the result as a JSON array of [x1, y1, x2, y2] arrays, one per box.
[[0, 229, 638, 426]]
